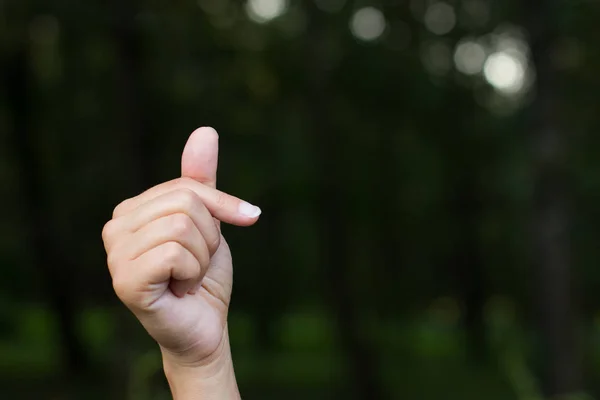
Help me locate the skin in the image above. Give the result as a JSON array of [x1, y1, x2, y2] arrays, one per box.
[[102, 127, 258, 399]]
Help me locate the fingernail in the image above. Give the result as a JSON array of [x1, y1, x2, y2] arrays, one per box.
[[238, 201, 261, 218]]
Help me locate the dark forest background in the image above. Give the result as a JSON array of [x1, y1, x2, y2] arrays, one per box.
[[1, 0, 600, 399]]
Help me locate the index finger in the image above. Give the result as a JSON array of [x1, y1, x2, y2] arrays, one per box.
[[112, 177, 261, 226]]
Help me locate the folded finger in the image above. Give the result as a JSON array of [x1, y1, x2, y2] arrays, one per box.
[[112, 242, 201, 309], [112, 177, 261, 226], [118, 189, 221, 255], [122, 213, 210, 270]]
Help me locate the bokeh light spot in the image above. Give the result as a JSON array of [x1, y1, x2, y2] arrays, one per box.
[[246, 0, 289, 23], [424, 2, 456, 36], [483, 52, 525, 94], [350, 7, 386, 42], [454, 39, 486, 75]]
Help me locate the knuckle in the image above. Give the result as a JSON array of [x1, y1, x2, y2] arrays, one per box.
[[106, 252, 118, 270], [176, 177, 195, 189], [106, 250, 121, 270], [176, 188, 200, 211], [101, 220, 116, 242], [161, 242, 184, 265], [112, 198, 131, 218], [169, 213, 195, 238]]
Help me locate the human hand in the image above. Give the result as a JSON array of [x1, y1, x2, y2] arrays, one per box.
[[102, 127, 258, 398]]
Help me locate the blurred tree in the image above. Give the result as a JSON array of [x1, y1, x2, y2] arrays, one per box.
[[304, 2, 385, 399], [5, 42, 88, 386], [524, 0, 582, 396]]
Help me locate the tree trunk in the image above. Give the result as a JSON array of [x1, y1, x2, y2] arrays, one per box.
[[304, 4, 384, 399], [111, 0, 155, 190], [6, 45, 88, 388], [451, 172, 486, 362], [525, 0, 582, 395], [439, 88, 487, 363]]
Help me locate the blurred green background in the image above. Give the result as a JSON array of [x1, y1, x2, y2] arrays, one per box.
[[1, 0, 599, 399]]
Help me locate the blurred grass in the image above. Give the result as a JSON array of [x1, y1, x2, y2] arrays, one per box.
[[1, 300, 596, 399], [0, 305, 61, 376]]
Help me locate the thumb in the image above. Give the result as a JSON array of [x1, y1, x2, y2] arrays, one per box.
[[181, 127, 219, 189]]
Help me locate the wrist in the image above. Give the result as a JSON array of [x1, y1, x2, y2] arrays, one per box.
[[162, 328, 240, 400]]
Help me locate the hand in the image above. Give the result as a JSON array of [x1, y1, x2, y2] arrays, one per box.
[[101, 127, 259, 397]]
